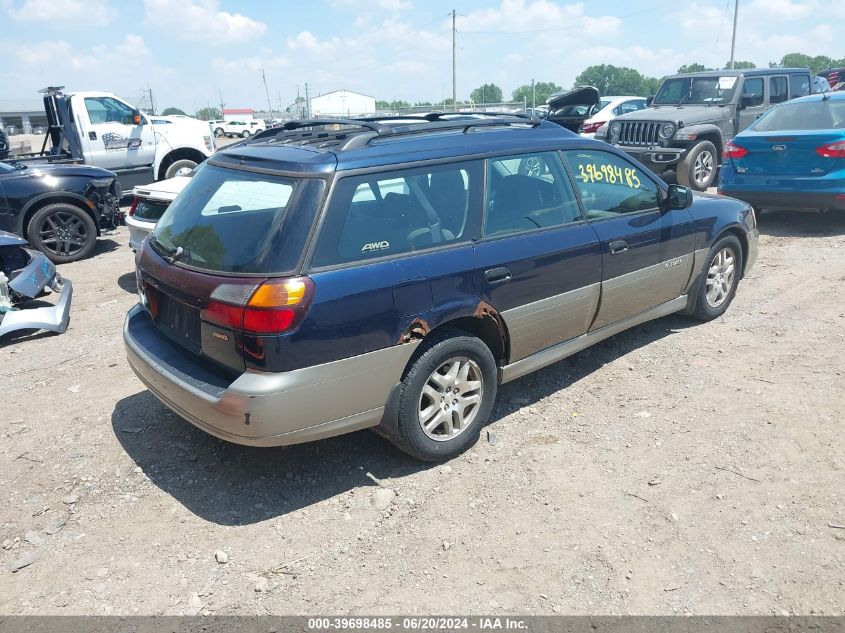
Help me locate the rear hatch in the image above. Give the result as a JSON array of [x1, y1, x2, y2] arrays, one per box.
[[729, 98, 845, 177], [547, 86, 600, 133], [136, 162, 326, 375]]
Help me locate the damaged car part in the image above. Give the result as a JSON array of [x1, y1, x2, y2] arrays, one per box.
[[0, 231, 73, 337]]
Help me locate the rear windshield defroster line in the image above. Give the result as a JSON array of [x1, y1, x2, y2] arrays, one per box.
[[150, 165, 325, 275]]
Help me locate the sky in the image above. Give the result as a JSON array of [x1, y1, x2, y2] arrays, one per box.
[[0, 0, 841, 113]]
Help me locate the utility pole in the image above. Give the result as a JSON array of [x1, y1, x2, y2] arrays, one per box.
[[729, 0, 739, 69], [149, 86, 155, 115], [218, 90, 225, 119], [260, 67, 273, 118], [452, 9, 457, 112], [531, 79, 536, 112], [304, 83, 311, 118]]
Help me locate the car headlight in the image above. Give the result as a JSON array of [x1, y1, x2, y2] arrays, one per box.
[[595, 123, 609, 138], [610, 121, 622, 137], [674, 129, 699, 141], [659, 122, 676, 138]]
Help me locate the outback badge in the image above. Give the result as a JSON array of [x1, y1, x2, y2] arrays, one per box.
[[212, 331, 230, 342]]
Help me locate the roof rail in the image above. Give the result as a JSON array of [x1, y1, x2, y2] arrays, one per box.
[[236, 112, 544, 152]]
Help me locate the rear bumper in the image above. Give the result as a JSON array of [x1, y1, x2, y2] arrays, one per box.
[[718, 188, 845, 211], [125, 216, 155, 251], [615, 145, 688, 173], [123, 305, 417, 447], [0, 278, 72, 337]]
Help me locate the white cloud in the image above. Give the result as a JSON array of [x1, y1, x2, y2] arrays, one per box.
[[212, 55, 289, 75], [503, 53, 524, 64], [458, 0, 621, 38], [332, 0, 412, 11], [746, 0, 817, 20], [143, 0, 265, 44], [5, 0, 115, 26]]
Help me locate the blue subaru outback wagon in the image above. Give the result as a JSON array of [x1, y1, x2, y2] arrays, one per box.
[[124, 113, 759, 461]]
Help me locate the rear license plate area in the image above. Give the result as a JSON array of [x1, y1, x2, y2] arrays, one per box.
[[150, 288, 202, 354]]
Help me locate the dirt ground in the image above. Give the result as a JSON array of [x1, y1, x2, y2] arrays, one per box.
[[1, 208, 843, 616]]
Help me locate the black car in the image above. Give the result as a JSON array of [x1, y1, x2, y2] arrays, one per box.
[[0, 128, 8, 161], [0, 162, 120, 263]]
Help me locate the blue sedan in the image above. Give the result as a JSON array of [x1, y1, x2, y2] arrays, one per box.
[[719, 92, 845, 211]]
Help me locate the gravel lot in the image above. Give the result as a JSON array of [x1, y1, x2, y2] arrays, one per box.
[[1, 207, 843, 616]]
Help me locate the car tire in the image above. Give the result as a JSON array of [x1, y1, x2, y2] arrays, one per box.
[[677, 140, 718, 191], [214, 127, 224, 137], [241, 130, 251, 138], [163, 159, 198, 179], [27, 202, 97, 263], [390, 329, 498, 462], [690, 234, 743, 321]]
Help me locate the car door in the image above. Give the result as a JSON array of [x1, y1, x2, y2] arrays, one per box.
[[80, 96, 156, 170], [561, 148, 697, 330], [737, 77, 766, 133], [305, 160, 483, 365], [473, 151, 601, 362]]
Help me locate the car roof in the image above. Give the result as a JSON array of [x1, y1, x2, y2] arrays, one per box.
[[667, 67, 810, 79], [787, 91, 845, 103], [212, 117, 594, 175]]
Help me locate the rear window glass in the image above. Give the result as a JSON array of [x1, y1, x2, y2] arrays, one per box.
[[312, 161, 482, 268], [790, 75, 810, 98], [150, 165, 324, 274], [134, 200, 169, 221], [753, 100, 845, 131]]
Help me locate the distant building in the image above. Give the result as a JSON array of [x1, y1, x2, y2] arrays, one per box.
[[0, 98, 48, 134], [310, 90, 376, 118], [223, 108, 255, 121]]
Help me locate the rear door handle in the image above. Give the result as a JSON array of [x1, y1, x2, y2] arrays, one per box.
[[609, 240, 628, 255], [484, 267, 512, 284]]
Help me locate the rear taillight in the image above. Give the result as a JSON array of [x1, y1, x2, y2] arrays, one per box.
[[579, 120, 605, 134], [723, 140, 748, 159], [201, 277, 315, 335], [816, 141, 845, 158], [128, 197, 139, 216]]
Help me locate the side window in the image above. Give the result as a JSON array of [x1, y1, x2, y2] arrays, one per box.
[[619, 100, 644, 114], [311, 161, 482, 267], [562, 150, 660, 219], [84, 97, 134, 125], [741, 78, 764, 106], [769, 76, 788, 104], [484, 152, 582, 236], [789, 74, 810, 98]]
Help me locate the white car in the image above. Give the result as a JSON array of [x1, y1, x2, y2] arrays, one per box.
[[213, 120, 265, 138], [578, 96, 648, 138], [125, 175, 191, 251]]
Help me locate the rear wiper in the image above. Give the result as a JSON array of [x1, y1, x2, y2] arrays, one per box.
[[149, 234, 184, 263]]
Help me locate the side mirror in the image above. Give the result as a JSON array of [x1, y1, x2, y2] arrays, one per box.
[[131, 110, 142, 125], [645, 95, 654, 107], [666, 184, 693, 210]]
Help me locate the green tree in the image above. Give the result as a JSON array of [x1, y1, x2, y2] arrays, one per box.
[[376, 99, 410, 110], [161, 107, 187, 116], [776, 52, 843, 75], [677, 63, 710, 73], [195, 106, 221, 121], [573, 65, 659, 97], [724, 60, 756, 69], [470, 83, 503, 105], [512, 82, 561, 105], [414, 101, 432, 106]]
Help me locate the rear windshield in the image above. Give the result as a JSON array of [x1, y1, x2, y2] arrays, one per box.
[[133, 199, 169, 221], [753, 99, 845, 131], [150, 165, 324, 274]]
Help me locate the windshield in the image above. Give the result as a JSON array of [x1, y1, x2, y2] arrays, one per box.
[[654, 76, 738, 105], [150, 164, 325, 274], [753, 99, 845, 131]]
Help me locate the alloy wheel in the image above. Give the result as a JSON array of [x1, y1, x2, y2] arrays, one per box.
[[705, 247, 736, 308], [38, 211, 89, 258], [418, 357, 483, 441], [693, 150, 714, 187]]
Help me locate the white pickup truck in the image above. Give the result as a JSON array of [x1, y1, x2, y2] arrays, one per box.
[[2, 87, 215, 191]]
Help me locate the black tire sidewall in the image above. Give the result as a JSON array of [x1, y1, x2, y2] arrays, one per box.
[[214, 128, 224, 137], [678, 140, 718, 191], [397, 334, 498, 461], [693, 234, 743, 320], [27, 203, 97, 263]]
